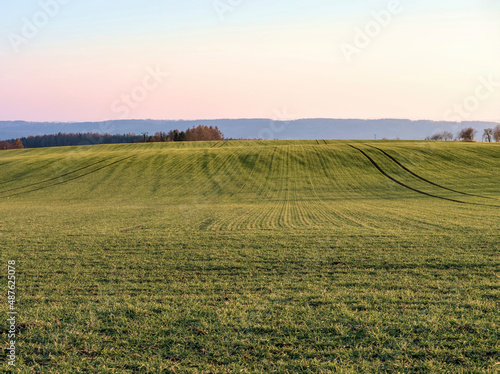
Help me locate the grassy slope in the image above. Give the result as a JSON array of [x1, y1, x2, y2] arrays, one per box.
[[0, 140, 499, 373]]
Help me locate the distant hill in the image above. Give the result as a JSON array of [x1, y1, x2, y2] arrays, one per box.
[[1, 119, 498, 141]]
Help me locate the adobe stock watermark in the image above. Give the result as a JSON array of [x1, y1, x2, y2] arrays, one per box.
[[340, 0, 413, 63], [6, 260, 17, 367], [443, 74, 500, 122], [111, 65, 169, 119], [8, 0, 71, 53], [213, 0, 243, 21], [258, 108, 295, 140]]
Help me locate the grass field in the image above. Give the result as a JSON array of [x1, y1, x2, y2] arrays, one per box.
[[1, 140, 499, 373]]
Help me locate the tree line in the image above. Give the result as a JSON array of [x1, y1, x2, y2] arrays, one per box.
[[1, 125, 224, 150], [149, 125, 224, 143], [426, 125, 500, 142], [3, 132, 142, 149]]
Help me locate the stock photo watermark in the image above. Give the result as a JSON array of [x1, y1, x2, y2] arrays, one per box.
[[213, 0, 243, 21], [6, 260, 17, 367], [111, 65, 169, 119], [443, 74, 500, 122], [46, 64, 169, 184], [8, 0, 71, 53], [339, 0, 412, 63]]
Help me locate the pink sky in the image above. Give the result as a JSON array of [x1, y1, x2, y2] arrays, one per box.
[[1, 1, 499, 122]]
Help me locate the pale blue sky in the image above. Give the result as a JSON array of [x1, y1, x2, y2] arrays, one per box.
[[1, 0, 499, 121]]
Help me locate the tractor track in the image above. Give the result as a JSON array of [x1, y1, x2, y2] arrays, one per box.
[[211, 141, 221, 148], [217, 141, 229, 148], [310, 145, 376, 228], [0, 158, 109, 193], [1, 156, 134, 199], [229, 147, 264, 199], [348, 144, 498, 207], [363, 143, 497, 200]]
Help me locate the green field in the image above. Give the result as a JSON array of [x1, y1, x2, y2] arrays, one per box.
[[1, 140, 499, 373]]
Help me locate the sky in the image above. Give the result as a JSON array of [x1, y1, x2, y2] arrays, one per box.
[[0, 0, 499, 122]]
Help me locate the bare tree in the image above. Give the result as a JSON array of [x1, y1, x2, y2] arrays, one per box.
[[426, 131, 454, 141], [482, 128, 493, 142], [442, 131, 454, 141], [429, 133, 443, 141], [457, 127, 477, 142], [494, 125, 500, 142]]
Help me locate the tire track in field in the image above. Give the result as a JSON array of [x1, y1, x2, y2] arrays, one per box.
[[228, 146, 265, 199], [255, 146, 293, 229], [307, 146, 377, 228], [284, 145, 299, 228], [259, 146, 279, 201], [0, 159, 63, 186], [290, 146, 311, 227], [0, 158, 109, 194], [201, 146, 250, 199], [217, 140, 229, 148], [348, 145, 497, 207], [154, 150, 210, 197], [257, 146, 288, 228], [220, 147, 273, 230], [225, 173, 279, 228], [178, 146, 253, 230], [1, 156, 134, 199], [297, 145, 337, 227], [363, 143, 497, 200], [306, 178, 373, 229], [158, 146, 241, 199]]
